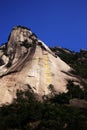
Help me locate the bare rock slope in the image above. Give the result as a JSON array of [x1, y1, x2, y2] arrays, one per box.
[[0, 26, 80, 104]]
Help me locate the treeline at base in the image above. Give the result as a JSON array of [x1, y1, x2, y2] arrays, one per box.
[[0, 81, 87, 130]]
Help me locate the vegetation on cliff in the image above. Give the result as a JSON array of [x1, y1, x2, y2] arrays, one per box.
[[51, 47, 87, 79], [0, 81, 87, 130]]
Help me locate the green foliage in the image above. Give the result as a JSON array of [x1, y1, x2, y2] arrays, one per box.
[[48, 84, 56, 96], [0, 58, 4, 66], [51, 47, 87, 79], [6, 61, 12, 68], [50, 92, 69, 104], [67, 80, 84, 99], [22, 40, 32, 48], [15, 25, 31, 31], [0, 89, 42, 130], [0, 86, 87, 130], [50, 80, 87, 104]]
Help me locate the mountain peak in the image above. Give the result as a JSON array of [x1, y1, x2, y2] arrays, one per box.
[[0, 26, 81, 105], [8, 25, 37, 45]]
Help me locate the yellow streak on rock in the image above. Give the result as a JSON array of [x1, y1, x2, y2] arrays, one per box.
[[35, 56, 39, 61], [43, 54, 51, 84], [34, 56, 40, 93]]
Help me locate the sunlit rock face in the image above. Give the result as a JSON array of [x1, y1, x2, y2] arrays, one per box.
[[0, 26, 80, 105]]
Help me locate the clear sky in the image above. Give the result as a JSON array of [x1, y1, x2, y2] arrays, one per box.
[[0, 0, 87, 51]]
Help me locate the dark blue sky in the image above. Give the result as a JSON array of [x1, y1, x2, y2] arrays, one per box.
[[0, 0, 87, 51]]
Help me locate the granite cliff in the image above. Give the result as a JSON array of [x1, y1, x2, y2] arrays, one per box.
[[0, 26, 81, 105]]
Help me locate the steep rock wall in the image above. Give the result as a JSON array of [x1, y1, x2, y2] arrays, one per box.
[[0, 26, 80, 105]]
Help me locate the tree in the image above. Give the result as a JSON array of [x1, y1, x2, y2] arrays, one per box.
[[48, 84, 56, 96]]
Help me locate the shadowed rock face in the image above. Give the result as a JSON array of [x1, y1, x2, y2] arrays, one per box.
[[0, 26, 80, 105]]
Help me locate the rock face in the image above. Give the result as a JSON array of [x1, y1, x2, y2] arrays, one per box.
[[70, 99, 87, 109], [0, 26, 80, 105]]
